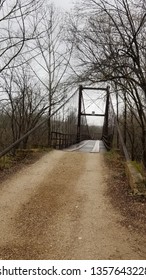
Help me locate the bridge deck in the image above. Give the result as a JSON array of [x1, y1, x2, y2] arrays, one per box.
[[66, 140, 106, 153]]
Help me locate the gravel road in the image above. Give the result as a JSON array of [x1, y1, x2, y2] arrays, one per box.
[[0, 150, 146, 259]]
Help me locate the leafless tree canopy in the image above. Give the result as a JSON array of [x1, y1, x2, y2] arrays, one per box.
[[0, 0, 42, 72], [1, 0, 146, 165], [66, 0, 146, 164], [0, 1, 74, 150]]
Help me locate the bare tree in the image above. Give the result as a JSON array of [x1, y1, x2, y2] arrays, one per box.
[[0, 65, 48, 149], [0, 0, 42, 72], [68, 0, 146, 164], [69, 0, 146, 86], [28, 3, 73, 145]]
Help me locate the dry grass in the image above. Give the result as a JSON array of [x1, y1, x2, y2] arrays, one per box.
[[104, 150, 146, 234], [0, 148, 52, 183]]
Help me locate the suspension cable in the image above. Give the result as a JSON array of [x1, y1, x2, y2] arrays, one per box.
[[109, 96, 130, 161], [81, 95, 90, 138]]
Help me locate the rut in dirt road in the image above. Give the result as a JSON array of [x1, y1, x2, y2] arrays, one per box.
[[0, 150, 146, 259]]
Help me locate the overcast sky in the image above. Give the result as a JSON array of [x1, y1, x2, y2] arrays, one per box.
[[53, 0, 74, 10]]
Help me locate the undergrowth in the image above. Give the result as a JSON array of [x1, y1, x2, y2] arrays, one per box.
[[0, 155, 13, 170], [131, 160, 146, 177], [0, 147, 52, 170], [104, 149, 146, 234], [104, 149, 125, 171]]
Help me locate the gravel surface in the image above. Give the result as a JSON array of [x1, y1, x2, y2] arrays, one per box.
[[0, 150, 146, 259]]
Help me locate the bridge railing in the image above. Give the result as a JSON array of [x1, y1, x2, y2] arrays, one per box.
[[51, 132, 77, 149]]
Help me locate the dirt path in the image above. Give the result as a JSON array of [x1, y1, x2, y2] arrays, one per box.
[[0, 150, 146, 259]]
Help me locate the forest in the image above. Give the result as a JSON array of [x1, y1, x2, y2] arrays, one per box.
[[0, 0, 146, 165]]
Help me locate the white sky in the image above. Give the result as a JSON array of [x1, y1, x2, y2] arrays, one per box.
[[52, 0, 74, 10], [52, 0, 105, 127]]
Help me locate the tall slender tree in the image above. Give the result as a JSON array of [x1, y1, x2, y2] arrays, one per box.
[[28, 3, 73, 145]]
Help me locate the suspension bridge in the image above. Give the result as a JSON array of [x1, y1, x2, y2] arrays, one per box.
[[0, 84, 129, 159], [0, 85, 146, 261]]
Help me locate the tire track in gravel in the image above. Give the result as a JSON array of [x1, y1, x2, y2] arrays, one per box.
[[0, 150, 146, 260], [0, 151, 85, 259]]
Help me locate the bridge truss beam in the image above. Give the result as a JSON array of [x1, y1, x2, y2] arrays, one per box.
[[76, 85, 110, 143]]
